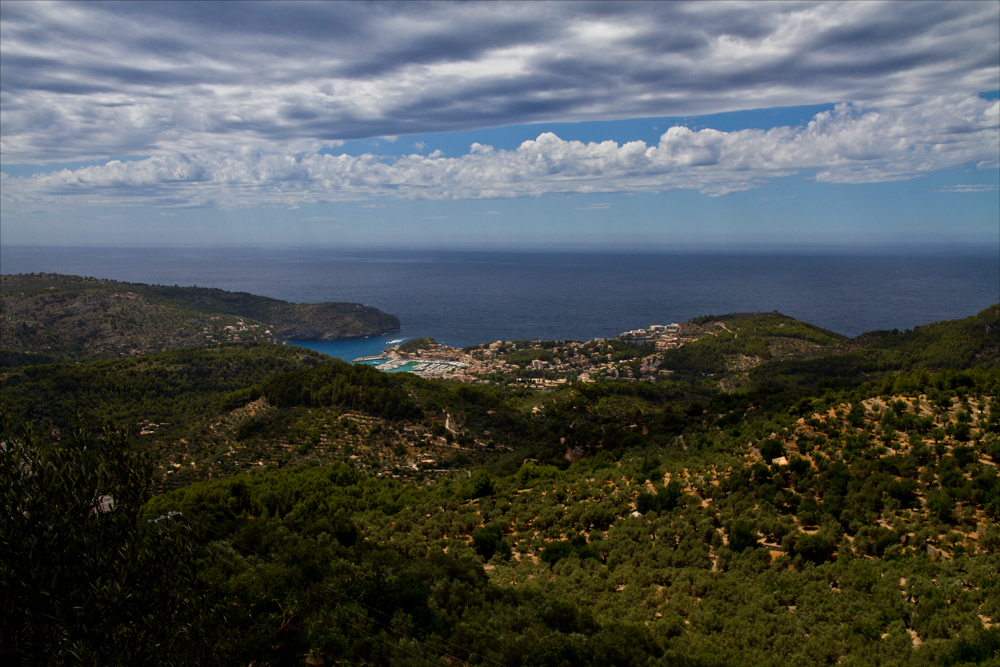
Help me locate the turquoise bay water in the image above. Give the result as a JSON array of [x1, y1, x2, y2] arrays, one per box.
[[285, 336, 402, 363], [286, 337, 431, 369]]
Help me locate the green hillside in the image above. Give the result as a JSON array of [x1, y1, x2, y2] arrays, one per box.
[[0, 273, 400, 365], [2, 305, 999, 666]]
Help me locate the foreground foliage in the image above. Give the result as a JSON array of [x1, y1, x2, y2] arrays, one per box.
[[2, 304, 999, 665], [0, 419, 216, 666]]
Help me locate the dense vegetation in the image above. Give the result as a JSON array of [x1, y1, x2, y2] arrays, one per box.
[[396, 337, 437, 353], [1, 420, 218, 666], [2, 301, 998, 666], [0, 344, 329, 435], [0, 273, 399, 364], [658, 313, 844, 379]]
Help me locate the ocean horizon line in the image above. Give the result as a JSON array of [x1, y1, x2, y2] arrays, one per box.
[[3, 241, 998, 259]]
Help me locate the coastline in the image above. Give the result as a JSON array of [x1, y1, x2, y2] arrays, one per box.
[[4, 248, 998, 342]]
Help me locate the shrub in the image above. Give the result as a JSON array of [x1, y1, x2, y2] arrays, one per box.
[[471, 525, 510, 561], [467, 471, 495, 499], [760, 438, 785, 461], [636, 480, 683, 514], [728, 520, 759, 553], [540, 535, 598, 566], [792, 532, 834, 565]]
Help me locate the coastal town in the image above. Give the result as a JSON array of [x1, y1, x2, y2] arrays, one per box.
[[354, 322, 697, 387]]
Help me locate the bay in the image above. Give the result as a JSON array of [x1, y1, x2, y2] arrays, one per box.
[[3, 246, 997, 362]]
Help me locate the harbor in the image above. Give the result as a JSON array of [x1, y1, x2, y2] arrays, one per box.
[[354, 354, 468, 378]]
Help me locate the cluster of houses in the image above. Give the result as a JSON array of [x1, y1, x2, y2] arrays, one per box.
[[359, 321, 691, 387], [619, 323, 681, 348]]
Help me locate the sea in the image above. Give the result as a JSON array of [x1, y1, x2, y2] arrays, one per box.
[[3, 246, 998, 362]]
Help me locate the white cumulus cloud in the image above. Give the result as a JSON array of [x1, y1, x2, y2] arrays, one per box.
[[3, 95, 996, 210]]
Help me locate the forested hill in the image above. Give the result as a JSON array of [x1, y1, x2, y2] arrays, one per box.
[[0, 273, 400, 365], [3, 303, 1000, 665]]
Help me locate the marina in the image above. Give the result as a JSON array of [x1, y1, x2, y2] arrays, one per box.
[[354, 356, 468, 377]]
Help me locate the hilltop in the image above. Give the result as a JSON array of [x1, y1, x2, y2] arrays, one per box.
[[363, 306, 998, 392], [0, 273, 399, 365]]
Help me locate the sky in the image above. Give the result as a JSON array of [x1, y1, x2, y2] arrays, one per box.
[[1, 1, 998, 251]]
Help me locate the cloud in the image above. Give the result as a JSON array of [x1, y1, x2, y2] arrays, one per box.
[[936, 184, 1000, 193], [3, 95, 996, 210], [576, 203, 613, 210], [1, 2, 997, 162]]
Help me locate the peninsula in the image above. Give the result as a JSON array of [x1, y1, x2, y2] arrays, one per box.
[[0, 273, 400, 365]]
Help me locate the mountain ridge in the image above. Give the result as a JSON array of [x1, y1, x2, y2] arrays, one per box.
[[0, 273, 400, 365]]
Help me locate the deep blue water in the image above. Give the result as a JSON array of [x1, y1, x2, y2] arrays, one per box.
[[3, 246, 997, 361]]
